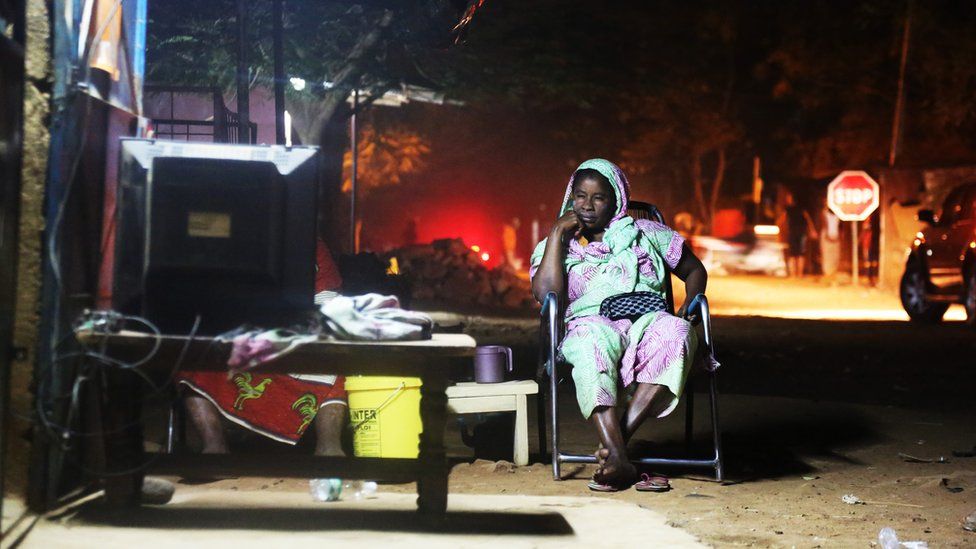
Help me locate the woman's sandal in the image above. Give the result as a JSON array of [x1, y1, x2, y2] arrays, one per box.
[[587, 469, 632, 492], [587, 479, 622, 492], [586, 480, 627, 492], [634, 473, 671, 492]]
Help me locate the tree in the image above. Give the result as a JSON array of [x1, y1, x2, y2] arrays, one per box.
[[614, 4, 742, 229], [341, 123, 431, 194], [147, 0, 478, 245]]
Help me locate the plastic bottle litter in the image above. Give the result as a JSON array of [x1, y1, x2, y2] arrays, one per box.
[[309, 479, 377, 502], [343, 480, 378, 500], [309, 478, 343, 502], [878, 527, 928, 549], [879, 527, 899, 549]]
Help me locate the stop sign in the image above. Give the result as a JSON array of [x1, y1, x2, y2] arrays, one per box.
[[827, 171, 880, 222]]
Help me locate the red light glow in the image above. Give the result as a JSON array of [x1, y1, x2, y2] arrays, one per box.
[[481, 252, 490, 261]]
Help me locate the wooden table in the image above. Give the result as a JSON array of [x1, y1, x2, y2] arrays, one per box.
[[76, 329, 476, 518]]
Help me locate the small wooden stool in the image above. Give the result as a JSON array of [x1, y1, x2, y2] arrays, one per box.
[[446, 380, 539, 466]]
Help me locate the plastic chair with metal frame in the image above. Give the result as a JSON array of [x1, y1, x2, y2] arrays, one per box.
[[534, 201, 724, 481]]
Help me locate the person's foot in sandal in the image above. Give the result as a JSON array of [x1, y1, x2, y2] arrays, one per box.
[[634, 473, 670, 492], [587, 477, 623, 492], [592, 449, 637, 490], [595, 446, 609, 468]]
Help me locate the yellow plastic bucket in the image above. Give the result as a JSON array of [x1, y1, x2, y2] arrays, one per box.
[[345, 376, 423, 458]]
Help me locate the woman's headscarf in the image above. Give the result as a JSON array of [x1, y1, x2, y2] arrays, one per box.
[[531, 158, 676, 319], [559, 159, 646, 318], [558, 158, 631, 225]]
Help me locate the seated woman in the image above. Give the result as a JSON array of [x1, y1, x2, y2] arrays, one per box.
[[530, 159, 707, 491], [177, 239, 347, 456]]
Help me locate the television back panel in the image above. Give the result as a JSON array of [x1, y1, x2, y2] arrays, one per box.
[[114, 139, 321, 334]]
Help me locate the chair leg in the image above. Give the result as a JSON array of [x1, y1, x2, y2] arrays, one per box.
[[550, 364, 560, 480], [166, 390, 186, 454], [166, 399, 177, 454], [708, 371, 724, 481], [684, 378, 695, 452]]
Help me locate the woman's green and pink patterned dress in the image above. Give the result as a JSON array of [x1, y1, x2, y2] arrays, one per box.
[[530, 158, 697, 419]]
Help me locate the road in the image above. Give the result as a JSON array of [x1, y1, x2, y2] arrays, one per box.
[[4, 275, 975, 547]]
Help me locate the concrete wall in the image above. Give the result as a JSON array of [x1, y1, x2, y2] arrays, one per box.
[[7, 0, 50, 501], [14, 0, 49, 390]]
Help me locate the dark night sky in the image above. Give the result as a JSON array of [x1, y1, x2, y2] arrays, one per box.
[[147, 0, 976, 257], [353, 0, 976, 258]]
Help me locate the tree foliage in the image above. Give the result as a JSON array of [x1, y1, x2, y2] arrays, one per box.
[[147, 0, 470, 143], [147, 0, 976, 231], [342, 124, 431, 194]]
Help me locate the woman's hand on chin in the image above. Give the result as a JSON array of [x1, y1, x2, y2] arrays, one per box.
[[553, 211, 580, 242]]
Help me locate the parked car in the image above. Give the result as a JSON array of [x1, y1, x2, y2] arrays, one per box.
[[691, 225, 788, 277], [900, 182, 976, 324]]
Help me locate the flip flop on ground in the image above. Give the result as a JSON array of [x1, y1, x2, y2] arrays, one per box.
[[587, 477, 630, 492], [635, 473, 671, 492]]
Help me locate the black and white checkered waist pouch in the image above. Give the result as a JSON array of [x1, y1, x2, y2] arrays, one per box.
[[599, 291, 668, 321]]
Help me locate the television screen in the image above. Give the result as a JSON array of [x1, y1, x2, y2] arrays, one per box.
[[113, 139, 321, 334]]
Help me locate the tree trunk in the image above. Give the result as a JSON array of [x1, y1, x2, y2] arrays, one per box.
[[301, 9, 394, 147], [317, 104, 352, 251], [286, 9, 395, 253], [708, 147, 727, 228], [691, 150, 708, 227]]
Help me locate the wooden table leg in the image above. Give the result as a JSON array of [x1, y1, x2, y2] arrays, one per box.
[[416, 367, 449, 518], [101, 369, 145, 507]]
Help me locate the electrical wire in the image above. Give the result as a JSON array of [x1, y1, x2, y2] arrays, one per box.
[[39, 0, 125, 449], [36, 1, 210, 480], [32, 312, 192, 464]]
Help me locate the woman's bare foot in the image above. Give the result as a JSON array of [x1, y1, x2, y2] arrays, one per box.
[[595, 446, 609, 468], [593, 450, 637, 487]]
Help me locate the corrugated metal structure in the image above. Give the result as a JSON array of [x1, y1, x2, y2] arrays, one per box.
[[30, 0, 147, 511]]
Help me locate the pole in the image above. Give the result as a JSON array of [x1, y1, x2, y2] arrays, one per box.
[[852, 221, 859, 287], [889, 0, 913, 167], [272, 0, 285, 145], [752, 156, 762, 223], [349, 89, 358, 253], [235, 0, 250, 144], [881, 0, 913, 288]]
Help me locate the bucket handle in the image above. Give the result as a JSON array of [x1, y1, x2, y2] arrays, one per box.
[[504, 346, 513, 372], [350, 382, 407, 432]]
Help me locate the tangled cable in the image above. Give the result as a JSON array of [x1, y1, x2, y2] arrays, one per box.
[[33, 311, 200, 477]]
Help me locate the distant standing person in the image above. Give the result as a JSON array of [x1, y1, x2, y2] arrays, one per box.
[[502, 217, 523, 271], [820, 200, 841, 284], [859, 216, 875, 283], [401, 217, 418, 247], [778, 191, 816, 278]]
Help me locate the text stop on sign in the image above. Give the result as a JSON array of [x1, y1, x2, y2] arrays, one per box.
[[827, 171, 880, 222]]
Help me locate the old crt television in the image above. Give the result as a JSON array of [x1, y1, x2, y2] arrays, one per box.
[[113, 139, 321, 334]]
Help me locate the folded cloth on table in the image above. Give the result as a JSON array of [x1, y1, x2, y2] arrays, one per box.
[[224, 328, 321, 375], [319, 294, 432, 341]]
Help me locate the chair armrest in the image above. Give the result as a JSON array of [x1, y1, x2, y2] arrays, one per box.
[[537, 291, 563, 379], [541, 291, 559, 318], [683, 293, 709, 326]]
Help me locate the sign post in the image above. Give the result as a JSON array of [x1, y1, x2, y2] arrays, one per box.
[[827, 171, 880, 286]]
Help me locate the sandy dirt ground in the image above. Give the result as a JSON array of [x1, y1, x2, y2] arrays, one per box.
[[4, 275, 976, 547], [16, 491, 703, 548]]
